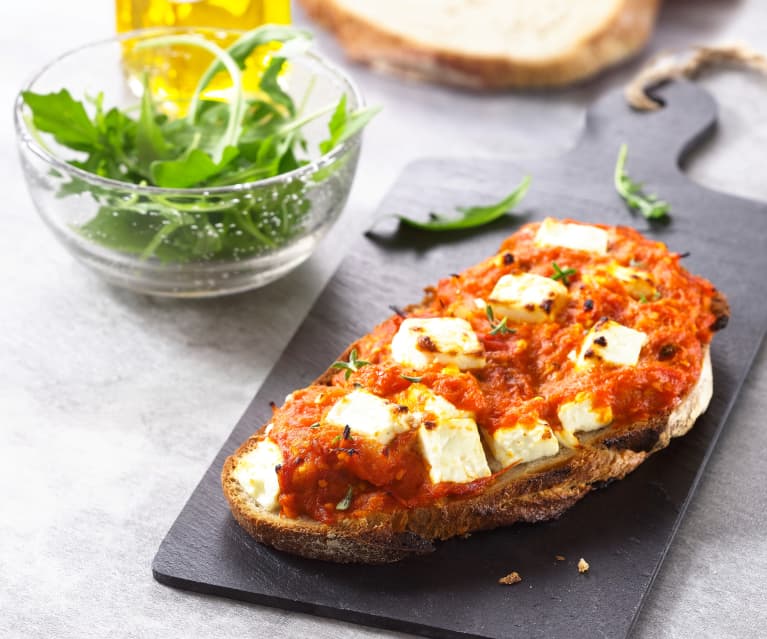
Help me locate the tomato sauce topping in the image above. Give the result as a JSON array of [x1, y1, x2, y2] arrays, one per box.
[[262, 221, 723, 523]]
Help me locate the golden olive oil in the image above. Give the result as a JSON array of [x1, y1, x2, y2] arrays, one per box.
[[116, 0, 290, 33], [116, 0, 291, 112]]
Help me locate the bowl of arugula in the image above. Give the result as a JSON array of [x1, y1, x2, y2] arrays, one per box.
[[15, 26, 377, 297]]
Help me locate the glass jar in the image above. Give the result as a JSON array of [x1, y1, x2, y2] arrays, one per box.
[[115, 0, 292, 113], [116, 0, 290, 33]]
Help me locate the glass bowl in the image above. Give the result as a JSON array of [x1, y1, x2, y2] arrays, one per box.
[[14, 28, 363, 297]]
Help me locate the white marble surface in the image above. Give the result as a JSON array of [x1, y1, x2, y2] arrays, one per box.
[[2, 1, 766, 637]]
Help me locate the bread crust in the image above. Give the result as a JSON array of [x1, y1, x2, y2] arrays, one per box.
[[223, 348, 714, 564], [298, 0, 661, 89]]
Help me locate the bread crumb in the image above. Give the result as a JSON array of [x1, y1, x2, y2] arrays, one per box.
[[555, 555, 566, 561], [498, 571, 522, 585], [578, 557, 590, 573]]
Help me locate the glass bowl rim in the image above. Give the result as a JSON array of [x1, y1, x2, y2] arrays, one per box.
[[14, 26, 366, 197]]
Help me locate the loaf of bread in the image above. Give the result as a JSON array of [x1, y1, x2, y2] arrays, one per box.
[[299, 0, 661, 89]]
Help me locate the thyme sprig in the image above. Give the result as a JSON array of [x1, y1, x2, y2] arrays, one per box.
[[485, 305, 515, 336], [331, 348, 370, 380], [551, 262, 577, 285]]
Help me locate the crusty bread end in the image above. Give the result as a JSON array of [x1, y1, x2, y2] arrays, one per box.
[[299, 0, 661, 89]]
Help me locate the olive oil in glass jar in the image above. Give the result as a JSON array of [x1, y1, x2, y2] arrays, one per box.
[[116, 0, 290, 32], [115, 0, 291, 112]]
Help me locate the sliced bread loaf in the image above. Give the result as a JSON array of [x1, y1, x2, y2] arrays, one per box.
[[299, 0, 661, 88]]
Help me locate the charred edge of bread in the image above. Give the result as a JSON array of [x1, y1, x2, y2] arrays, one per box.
[[222, 349, 714, 564], [298, 0, 661, 89], [710, 290, 730, 332]]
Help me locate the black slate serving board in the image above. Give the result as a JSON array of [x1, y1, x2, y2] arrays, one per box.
[[153, 81, 767, 639]]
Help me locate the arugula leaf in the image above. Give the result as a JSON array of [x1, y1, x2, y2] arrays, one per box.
[[80, 207, 168, 256], [160, 101, 225, 159], [21, 26, 379, 264], [238, 100, 286, 142], [190, 25, 311, 113], [256, 132, 295, 175], [137, 34, 245, 162], [614, 144, 670, 220], [397, 176, 531, 232], [259, 57, 295, 116], [21, 89, 100, 151], [136, 77, 172, 175], [150, 146, 239, 188], [319, 94, 381, 154]]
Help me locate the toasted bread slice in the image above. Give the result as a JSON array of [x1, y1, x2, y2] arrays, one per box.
[[223, 220, 728, 563], [298, 0, 661, 89]]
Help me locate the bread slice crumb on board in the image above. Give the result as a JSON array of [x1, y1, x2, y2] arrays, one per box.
[[578, 558, 590, 573], [499, 571, 523, 585], [298, 0, 662, 89]]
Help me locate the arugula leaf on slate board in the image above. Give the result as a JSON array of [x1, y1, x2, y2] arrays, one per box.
[[397, 176, 531, 231], [614, 143, 670, 220]]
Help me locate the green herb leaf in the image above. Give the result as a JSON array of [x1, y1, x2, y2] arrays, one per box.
[[489, 317, 513, 335], [485, 305, 515, 335], [551, 262, 577, 285], [319, 94, 381, 155], [335, 485, 354, 511], [397, 176, 531, 232], [331, 348, 370, 380], [150, 146, 239, 188], [191, 25, 311, 113], [136, 33, 245, 162], [21, 89, 100, 151], [400, 374, 423, 383], [309, 421, 321, 429], [614, 144, 670, 220], [136, 78, 172, 175], [80, 207, 181, 259], [259, 56, 295, 116]]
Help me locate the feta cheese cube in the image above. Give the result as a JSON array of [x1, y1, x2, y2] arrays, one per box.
[[534, 218, 608, 254], [607, 263, 657, 300], [488, 273, 569, 324], [576, 318, 648, 368], [418, 417, 492, 484], [398, 384, 491, 484], [391, 317, 486, 371], [325, 389, 413, 445], [484, 417, 559, 468], [557, 392, 613, 433], [233, 438, 283, 512]]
